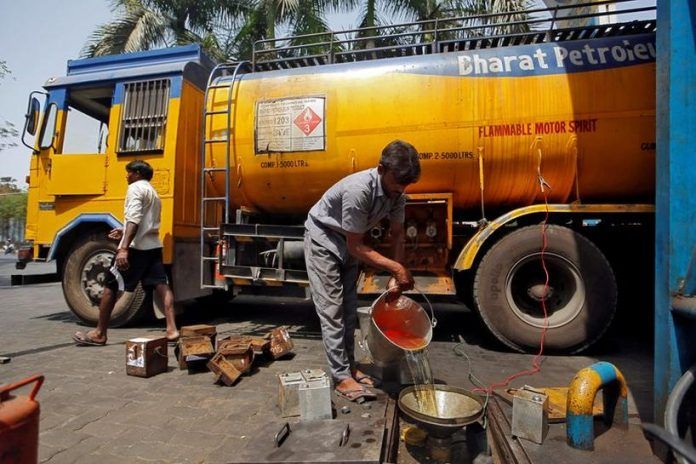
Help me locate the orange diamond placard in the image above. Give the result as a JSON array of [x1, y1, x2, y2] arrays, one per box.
[[294, 107, 322, 136]]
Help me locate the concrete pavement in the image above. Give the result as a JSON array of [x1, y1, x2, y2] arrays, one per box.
[[0, 260, 654, 463]]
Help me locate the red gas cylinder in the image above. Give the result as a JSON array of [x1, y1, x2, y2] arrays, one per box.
[[0, 375, 44, 464]]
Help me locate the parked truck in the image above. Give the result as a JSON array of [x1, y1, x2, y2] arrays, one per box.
[[19, 2, 656, 353]]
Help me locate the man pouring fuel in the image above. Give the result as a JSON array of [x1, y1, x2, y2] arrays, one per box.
[[304, 140, 421, 402]]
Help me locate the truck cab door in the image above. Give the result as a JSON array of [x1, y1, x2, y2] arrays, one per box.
[[43, 85, 113, 196]]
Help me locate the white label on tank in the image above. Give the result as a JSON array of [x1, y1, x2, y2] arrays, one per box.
[[255, 97, 325, 153]]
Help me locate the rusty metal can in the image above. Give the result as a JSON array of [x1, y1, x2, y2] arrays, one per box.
[[208, 353, 242, 386], [219, 335, 270, 354], [218, 342, 255, 374], [181, 324, 217, 349], [177, 336, 215, 370], [125, 337, 168, 378], [278, 372, 305, 417], [267, 327, 294, 360]]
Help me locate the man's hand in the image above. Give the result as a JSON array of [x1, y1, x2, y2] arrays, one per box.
[[108, 228, 124, 241], [115, 248, 129, 270], [394, 264, 415, 291], [386, 265, 414, 301]]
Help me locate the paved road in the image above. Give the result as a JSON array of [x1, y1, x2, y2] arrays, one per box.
[[0, 254, 56, 288], [0, 260, 655, 463]]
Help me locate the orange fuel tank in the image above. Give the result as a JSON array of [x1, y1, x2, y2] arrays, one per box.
[[0, 375, 44, 464], [205, 32, 655, 215]]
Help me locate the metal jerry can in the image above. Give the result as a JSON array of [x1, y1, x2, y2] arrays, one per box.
[[0, 374, 45, 464], [126, 337, 168, 378]]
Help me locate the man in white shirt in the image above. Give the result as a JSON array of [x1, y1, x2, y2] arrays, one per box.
[[73, 160, 179, 345]]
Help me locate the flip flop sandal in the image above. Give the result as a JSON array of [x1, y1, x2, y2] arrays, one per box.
[[335, 388, 377, 404], [355, 373, 381, 388], [72, 331, 107, 346]]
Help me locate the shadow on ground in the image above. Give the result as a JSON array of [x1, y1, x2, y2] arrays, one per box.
[[32, 253, 655, 422]]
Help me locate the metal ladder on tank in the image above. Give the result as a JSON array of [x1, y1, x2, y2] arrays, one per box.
[[199, 61, 251, 289]]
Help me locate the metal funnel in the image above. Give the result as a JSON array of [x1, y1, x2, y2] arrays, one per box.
[[398, 385, 484, 438]]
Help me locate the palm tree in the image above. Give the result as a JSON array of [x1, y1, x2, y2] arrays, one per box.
[[234, 0, 354, 60], [81, 0, 249, 60], [457, 0, 536, 36], [84, 0, 354, 62], [339, 0, 534, 52], [82, 0, 535, 61], [351, 0, 385, 51], [390, 0, 533, 36]]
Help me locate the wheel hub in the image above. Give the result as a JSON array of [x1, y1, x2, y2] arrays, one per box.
[[527, 284, 553, 301], [506, 252, 585, 329], [80, 251, 114, 304]]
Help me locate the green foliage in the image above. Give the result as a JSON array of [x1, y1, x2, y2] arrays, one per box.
[[82, 1, 373, 61], [81, 0, 535, 61], [81, 0, 250, 60], [0, 179, 26, 240]]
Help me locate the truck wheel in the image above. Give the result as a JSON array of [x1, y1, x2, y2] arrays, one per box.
[[62, 235, 148, 327], [473, 225, 616, 354]]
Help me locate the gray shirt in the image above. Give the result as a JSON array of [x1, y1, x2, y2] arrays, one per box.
[[305, 168, 406, 262]]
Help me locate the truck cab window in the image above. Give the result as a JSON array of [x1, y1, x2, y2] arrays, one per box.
[[39, 103, 58, 149], [60, 86, 113, 154], [118, 79, 170, 153]]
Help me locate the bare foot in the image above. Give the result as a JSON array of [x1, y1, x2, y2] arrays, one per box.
[[166, 330, 180, 342]]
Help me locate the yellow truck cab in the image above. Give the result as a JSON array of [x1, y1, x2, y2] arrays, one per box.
[[21, 45, 213, 325]]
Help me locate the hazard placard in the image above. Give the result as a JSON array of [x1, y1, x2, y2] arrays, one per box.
[[255, 97, 325, 153]]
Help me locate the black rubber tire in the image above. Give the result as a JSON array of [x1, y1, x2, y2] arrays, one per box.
[[473, 225, 617, 354], [62, 234, 148, 327]]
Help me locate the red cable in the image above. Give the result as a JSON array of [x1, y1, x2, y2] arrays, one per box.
[[473, 188, 551, 395]]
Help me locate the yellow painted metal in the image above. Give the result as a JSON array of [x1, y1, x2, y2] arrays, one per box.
[[566, 366, 628, 416], [357, 270, 455, 295], [24, 83, 198, 264], [567, 369, 603, 416], [452, 203, 655, 270], [207, 61, 655, 215], [505, 387, 603, 422], [46, 155, 107, 195], [172, 81, 205, 239]]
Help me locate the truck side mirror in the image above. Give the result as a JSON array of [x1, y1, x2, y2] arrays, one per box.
[[24, 97, 40, 136], [21, 91, 47, 153]]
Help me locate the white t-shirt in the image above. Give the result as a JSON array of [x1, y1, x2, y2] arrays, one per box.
[[119, 179, 163, 250]]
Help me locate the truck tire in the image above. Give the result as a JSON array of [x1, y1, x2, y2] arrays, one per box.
[[473, 225, 616, 354], [62, 235, 148, 326]]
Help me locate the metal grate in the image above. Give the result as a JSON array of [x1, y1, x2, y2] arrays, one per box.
[[118, 79, 170, 153]]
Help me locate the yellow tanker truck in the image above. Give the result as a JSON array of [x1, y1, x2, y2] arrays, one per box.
[[19, 3, 655, 353]]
